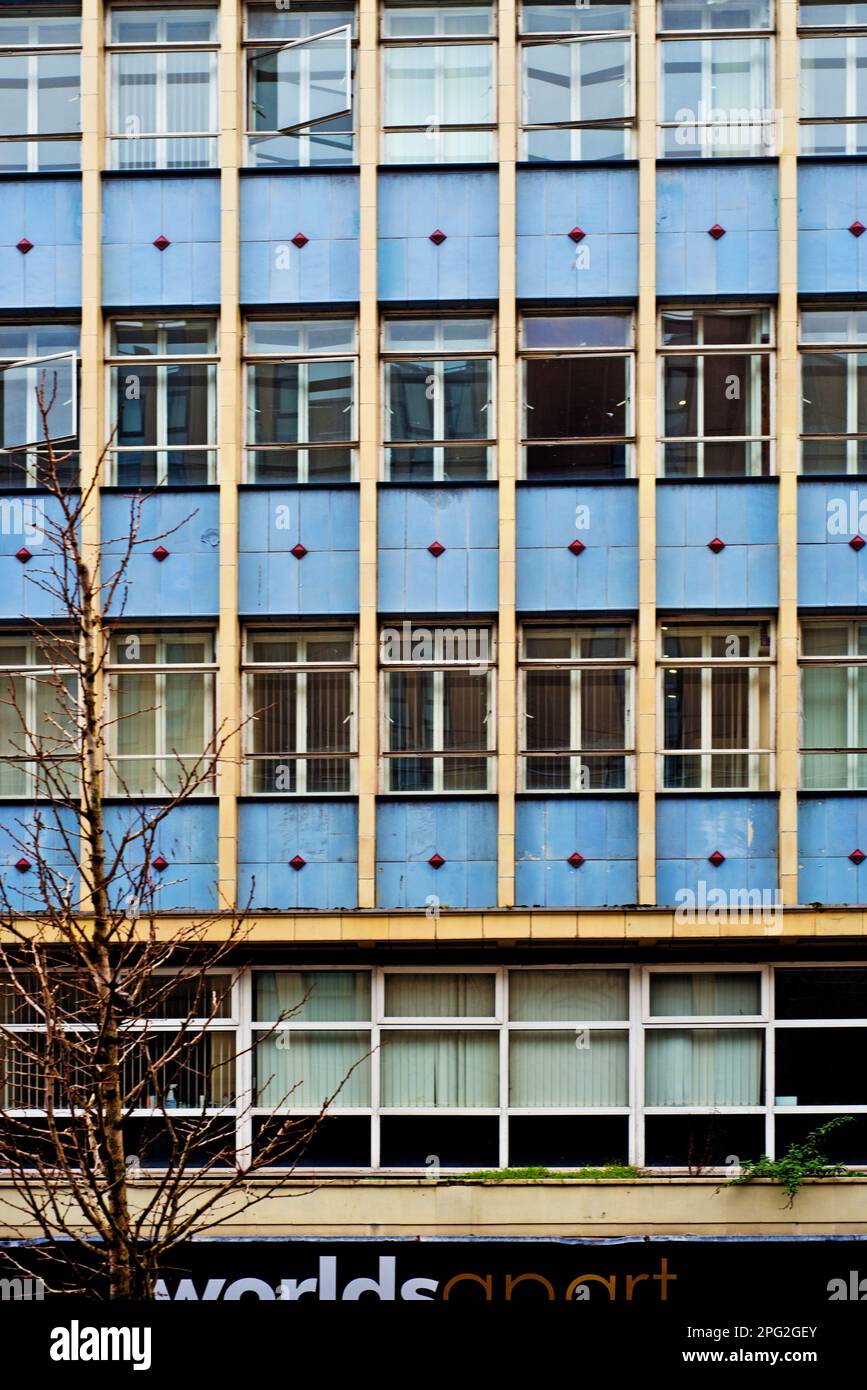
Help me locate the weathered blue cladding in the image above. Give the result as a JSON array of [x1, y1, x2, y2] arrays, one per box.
[[239, 488, 359, 615], [103, 802, 218, 912], [798, 163, 867, 293], [656, 796, 778, 905], [656, 165, 778, 295], [0, 179, 81, 308], [656, 483, 778, 609], [102, 177, 220, 306], [515, 798, 638, 907], [0, 495, 73, 619], [376, 799, 497, 908], [798, 481, 867, 606], [516, 168, 638, 299], [0, 805, 79, 912], [799, 797, 867, 904], [378, 171, 498, 301], [378, 487, 498, 613], [516, 485, 638, 611], [101, 492, 220, 617], [237, 801, 358, 910], [240, 173, 359, 304]]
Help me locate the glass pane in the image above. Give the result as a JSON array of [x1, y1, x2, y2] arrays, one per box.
[[443, 672, 488, 750], [645, 1029, 763, 1106], [509, 1030, 628, 1106], [254, 971, 370, 1021], [802, 666, 848, 749], [255, 1030, 370, 1107], [37, 54, 80, 136], [388, 672, 434, 752], [251, 28, 350, 134], [0, 57, 28, 137], [248, 363, 298, 444], [649, 973, 761, 1016], [524, 357, 629, 438], [111, 8, 219, 44], [523, 315, 632, 349], [380, 1032, 498, 1106], [509, 970, 629, 1019], [1, 355, 76, 450], [521, 3, 633, 33], [384, 974, 496, 1016], [659, 0, 771, 27], [802, 353, 849, 435]]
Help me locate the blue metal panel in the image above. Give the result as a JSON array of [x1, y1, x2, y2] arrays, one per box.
[[0, 495, 73, 619], [376, 799, 497, 908], [102, 177, 220, 306], [797, 481, 867, 606], [378, 488, 498, 614], [0, 179, 82, 309], [798, 163, 867, 294], [0, 804, 79, 913], [656, 165, 778, 296], [656, 483, 778, 609], [516, 485, 638, 612], [240, 173, 359, 305], [378, 171, 498, 302], [515, 798, 637, 907], [102, 492, 220, 617], [238, 488, 359, 615], [656, 796, 778, 905], [103, 802, 218, 912], [798, 796, 867, 905], [516, 168, 638, 300], [238, 800, 358, 910]]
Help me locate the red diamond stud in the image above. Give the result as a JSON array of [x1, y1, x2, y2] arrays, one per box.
[[568, 226, 586, 243], [850, 534, 866, 551], [429, 230, 446, 246], [567, 852, 585, 868], [291, 232, 309, 249], [708, 850, 726, 866], [708, 224, 726, 240], [152, 546, 169, 562], [708, 537, 726, 553], [15, 547, 31, 564], [153, 235, 170, 252], [290, 543, 307, 560], [428, 853, 445, 869], [427, 540, 445, 558], [16, 238, 33, 255], [850, 848, 866, 865], [14, 858, 30, 873], [152, 855, 168, 872], [850, 221, 866, 238], [568, 539, 585, 556], [289, 854, 306, 870]]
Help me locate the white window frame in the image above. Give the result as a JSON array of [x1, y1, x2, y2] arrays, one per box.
[[799, 309, 867, 474], [799, 33, 867, 153], [657, 35, 774, 157], [0, 16, 82, 171], [799, 618, 867, 789], [0, 633, 78, 799], [519, 32, 636, 161]]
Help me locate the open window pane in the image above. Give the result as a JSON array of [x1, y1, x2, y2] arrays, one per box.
[[251, 27, 351, 134], [1, 354, 77, 449]]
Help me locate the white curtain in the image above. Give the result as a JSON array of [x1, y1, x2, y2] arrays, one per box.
[[256, 971, 370, 1023], [509, 970, 628, 1021], [384, 973, 494, 1017], [802, 666, 848, 786], [649, 973, 760, 1016], [509, 1029, 628, 1106], [381, 1032, 498, 1106], [645, 1029, 762, 1106], [256, 1030, 370, 1108]]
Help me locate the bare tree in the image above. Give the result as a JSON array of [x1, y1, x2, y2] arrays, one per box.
[[0, 376, 337, 1299]]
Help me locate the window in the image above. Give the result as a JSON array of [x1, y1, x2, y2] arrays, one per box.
[[382, 2, 495, 164], [800, 309, 867, 474], [245, 3, 355, 168], [108, 5, 219, 170], [0, 323, 79, 489], [659, 309, 773, 477], [519, 2, 634, 162], [659, 4, 774, 159], [382, 318, 494, 481], [800, 26, 867, 154], [520, 313, 633, 480], [243, 628, 356, 794], [107, 630, 216, 796], [108, 318, 217, 486], [659, 622, 773, 790], [0, 633, 78, 798], [519, 625, 634, 791], [800, 621, 867, 789], [380, 622, 495, 792], [800, 0, 867, 25], [245, 319, 356, 483], [0, 6, 80, 172]]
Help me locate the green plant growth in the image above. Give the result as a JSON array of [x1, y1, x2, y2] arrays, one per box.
[[461, 1165, 641, 1183], [727, 1117, 855, 1207]]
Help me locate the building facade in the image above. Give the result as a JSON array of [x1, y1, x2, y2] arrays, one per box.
[[3, 0, 867, 1228]]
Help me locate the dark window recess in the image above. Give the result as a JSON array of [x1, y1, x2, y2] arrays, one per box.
[[524, 355, 630, 480], [643, 1115, 765, 1169], [379, 1116, 499, 1168], [508, 1116, 629, 1168], [776, 969, 867, 1020], [776, 1114, 867, 1164], [253, 1115, 371, 1168], [775, 1028, 867, 1106], [123, 1118, 236, 1169]]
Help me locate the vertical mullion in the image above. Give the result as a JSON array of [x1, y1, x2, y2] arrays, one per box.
[[498, 967, 509, 1169], [297, 669, 308, 796], [433, 667, 444, 792]]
